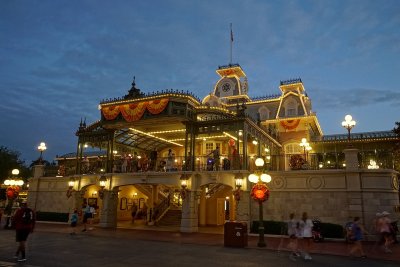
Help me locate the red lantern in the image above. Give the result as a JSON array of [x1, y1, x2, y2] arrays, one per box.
[[6, 187, 18, 199], [250, 183, 270, 202], [228, 139, 235, 147], [254, 189, 265, 199]]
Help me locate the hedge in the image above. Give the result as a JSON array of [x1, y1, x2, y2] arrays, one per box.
[[250, 220, 344, 238], [36, 211, 69, 222]]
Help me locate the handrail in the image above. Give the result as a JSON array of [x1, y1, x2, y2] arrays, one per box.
[[153, 193, 171, 222]]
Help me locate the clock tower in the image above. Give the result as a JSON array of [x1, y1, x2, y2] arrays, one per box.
[[213, 64, 249, 103]]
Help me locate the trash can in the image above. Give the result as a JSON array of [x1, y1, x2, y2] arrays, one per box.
[[224, 221, 248, 247]]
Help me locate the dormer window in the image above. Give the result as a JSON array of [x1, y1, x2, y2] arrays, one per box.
[[258, 106, 270, 120], [285, 99, 298, 117]]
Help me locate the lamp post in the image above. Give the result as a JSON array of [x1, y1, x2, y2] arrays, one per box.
[[341, 115, 356, 145], [37, 142, 47, 164], [299, 138, 312, 161], [248, 157, 272, 247], [4, 169, 24, 228]]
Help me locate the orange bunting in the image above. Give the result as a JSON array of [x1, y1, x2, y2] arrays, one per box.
[[102, 105, 120, 120], [280, 119, 300, 131], [120, 102, 148, 122], [147, 98, 169, 114], [102, 98, 169, 122]]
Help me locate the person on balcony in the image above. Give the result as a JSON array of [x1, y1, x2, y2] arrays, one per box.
[[131, 152, 138, 172], [82, 156, 90, 174], [139, 153, 148, 172], [150, 149, 158, 171], [208, 146, 220, 171], [166, 149, 173, 171], [121, 154, 128, 173]]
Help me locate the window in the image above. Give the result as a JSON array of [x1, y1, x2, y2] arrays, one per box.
[[285, 143, 302, 154], [258, 106, 270, 120], [284, 98, 298, 117], [205, 143, 214, 155]]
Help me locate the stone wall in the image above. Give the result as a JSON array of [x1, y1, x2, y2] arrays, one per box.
[[249, 169, 399, 231], [28, 166, 399, 233]]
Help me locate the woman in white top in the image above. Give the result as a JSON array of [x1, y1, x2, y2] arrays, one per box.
[[300, 212, 314, 260], [287, 213, 301, 260]]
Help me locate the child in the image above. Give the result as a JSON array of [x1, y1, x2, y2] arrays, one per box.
[[70, 209, 78, 235]]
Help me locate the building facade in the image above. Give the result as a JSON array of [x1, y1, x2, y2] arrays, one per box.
[[28, 63, 399, 233]]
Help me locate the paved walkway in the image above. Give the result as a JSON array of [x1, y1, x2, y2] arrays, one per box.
[[0, 222, 399, 267], [35, 222, 400, 262]]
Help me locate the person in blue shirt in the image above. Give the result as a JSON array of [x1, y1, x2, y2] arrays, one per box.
[[70, 209, 78, 235], [348, 216, 368, 258]]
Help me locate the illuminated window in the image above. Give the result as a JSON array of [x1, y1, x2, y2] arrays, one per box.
[[285, 143, 302, 154], [206, 143, 214, 155]]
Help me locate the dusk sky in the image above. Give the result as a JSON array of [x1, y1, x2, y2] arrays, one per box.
[[1, 0, 399, 165]]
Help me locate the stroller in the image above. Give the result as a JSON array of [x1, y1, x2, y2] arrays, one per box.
[[206, 157, 214, 171], [312, 219, 324, 242]]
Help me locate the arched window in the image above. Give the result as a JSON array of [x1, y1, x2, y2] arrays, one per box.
[[258, 106, 270, 120]]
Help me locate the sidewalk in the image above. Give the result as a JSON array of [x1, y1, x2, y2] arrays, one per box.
[[34, 222, 399, 262]]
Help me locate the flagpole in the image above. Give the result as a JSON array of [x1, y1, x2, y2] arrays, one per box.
[[230, 23, 233, 64]]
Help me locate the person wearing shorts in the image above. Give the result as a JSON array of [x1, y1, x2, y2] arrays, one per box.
[[300, 212, 314, 260], [13, 202, 35, 262], [82, 204, 91, 232]]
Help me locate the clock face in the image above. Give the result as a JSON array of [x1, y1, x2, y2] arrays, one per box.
[[222, 83, 231, 92], [217, 78, 236, 97]]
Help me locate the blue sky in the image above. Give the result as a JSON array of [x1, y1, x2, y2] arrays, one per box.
[[1, 0, 399, 164]]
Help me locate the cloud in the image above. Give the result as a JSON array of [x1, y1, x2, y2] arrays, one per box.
[[311, 87, 400, 110]]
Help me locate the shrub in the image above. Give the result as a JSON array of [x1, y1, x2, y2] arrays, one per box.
[[36, 211, 69, 222], [251, 220, 287, 235], [250, 220, 344, 238], [320, 222, 344, 238]]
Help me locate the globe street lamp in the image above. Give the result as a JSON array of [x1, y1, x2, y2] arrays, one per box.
[[37, 142, 47, 164], [248, 157, 272, 247], [299, 138, 312, 162], [341, 115, 356, 145], [3, 169, 24, 228]]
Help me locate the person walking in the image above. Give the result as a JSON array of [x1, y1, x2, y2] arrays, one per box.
[[377, 211, 393, 253], [131, 203, 138, 224], [287, 213, 301, 261], [12, 201, 35, 262], [299, 212, 314, 260], [70, 209, 78, 235], [82, 203, 91, 232], [348, 216, 368, 258]]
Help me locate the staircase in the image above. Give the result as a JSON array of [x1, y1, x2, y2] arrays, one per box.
[[157, 207, 182, 226]]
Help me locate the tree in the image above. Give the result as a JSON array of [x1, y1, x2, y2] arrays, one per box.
[[0, 146, 30, 182]]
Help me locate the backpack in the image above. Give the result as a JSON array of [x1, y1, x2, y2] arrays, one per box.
[[22, 208, 33, 224]]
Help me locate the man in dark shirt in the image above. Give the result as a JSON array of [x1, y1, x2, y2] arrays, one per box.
[[13, 201, 35, 262]]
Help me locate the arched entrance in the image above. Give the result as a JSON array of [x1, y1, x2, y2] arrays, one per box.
[[199, 183, 236, 227]]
